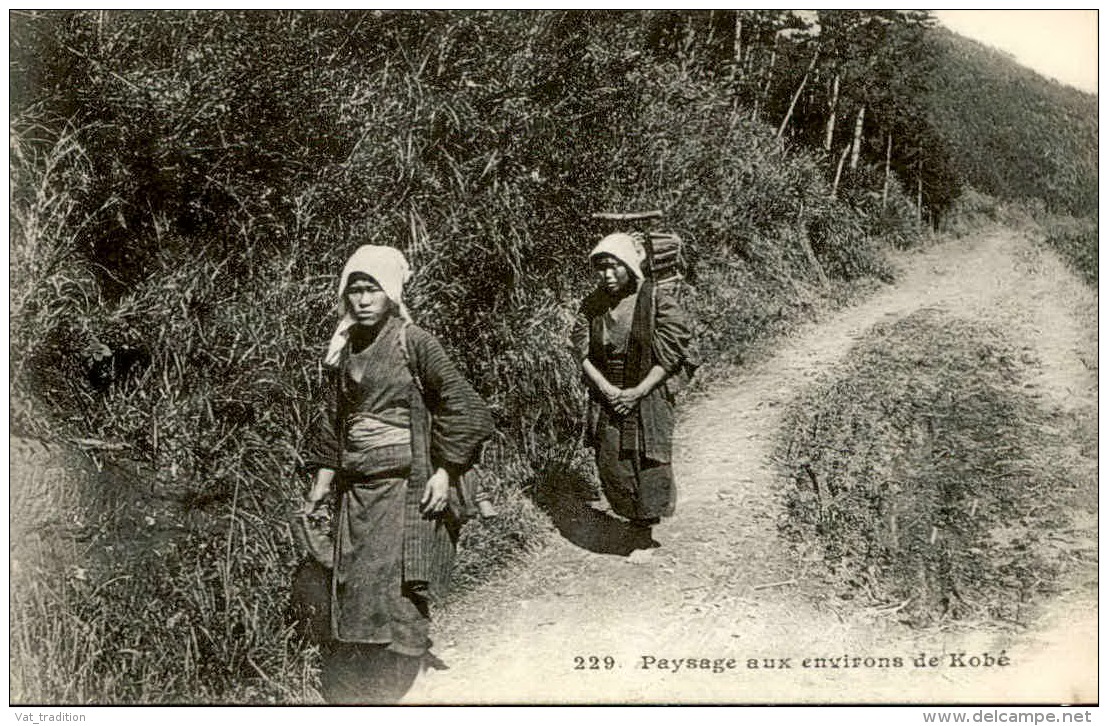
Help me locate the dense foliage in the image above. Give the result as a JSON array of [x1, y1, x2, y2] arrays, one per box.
[[10, 9, 913, 473], [923, 27, 1098, 218]]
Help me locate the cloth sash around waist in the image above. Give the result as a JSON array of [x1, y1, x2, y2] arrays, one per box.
[[342, 411, 413, 478]]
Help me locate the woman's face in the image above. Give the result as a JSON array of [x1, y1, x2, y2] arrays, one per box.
[[344, 275, 392, 328], [592, 254, 634, 295]]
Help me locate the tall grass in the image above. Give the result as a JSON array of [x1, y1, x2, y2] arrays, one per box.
[[9, 118, 105, 439], [11, 510, 318, 703], [1042, 215, 1098, 286], [777, 310, 1072, 625], [10, 10, 925, 703]]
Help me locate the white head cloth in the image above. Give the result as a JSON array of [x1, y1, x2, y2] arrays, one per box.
[[324, 245, 413, 367], [589, 232, 646, 281]]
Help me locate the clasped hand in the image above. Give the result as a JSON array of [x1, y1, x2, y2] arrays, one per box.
[[604, 385, 644, 417]]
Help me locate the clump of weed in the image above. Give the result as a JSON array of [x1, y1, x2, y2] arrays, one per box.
[[1041, 215, 1098, 285], [451, 459, 558, 595], [777, 309, 1068, 626]]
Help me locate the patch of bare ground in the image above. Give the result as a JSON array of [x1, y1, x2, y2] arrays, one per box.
[[405, 228, 1097, 704]]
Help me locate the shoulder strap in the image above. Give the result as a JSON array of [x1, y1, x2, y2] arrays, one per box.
[[399, 321, 424, 394], [335, 347, 349, 456]]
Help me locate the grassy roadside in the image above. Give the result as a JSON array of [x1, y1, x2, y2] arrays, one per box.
[[775, 309, 1094, 627], [944, 188, 1098, 286]]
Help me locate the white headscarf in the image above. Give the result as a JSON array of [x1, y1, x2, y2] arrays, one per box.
[[589, 232, 646, 281], [324, 245, 413, 367]]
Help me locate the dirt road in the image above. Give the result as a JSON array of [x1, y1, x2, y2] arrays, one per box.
[[406, 228, 1098, 705]]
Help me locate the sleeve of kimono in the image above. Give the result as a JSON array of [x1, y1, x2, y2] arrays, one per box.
[[300, 369, 342, 473], [569, 310, 590, 362], [569, 289, 605, 363], [410, 327, 495, 473], [652, 288, 691, 375]]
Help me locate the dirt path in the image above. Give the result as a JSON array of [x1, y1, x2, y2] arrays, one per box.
[[406, 228, 1098, 705]]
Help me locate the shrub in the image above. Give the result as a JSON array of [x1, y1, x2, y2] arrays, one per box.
[[1042, 215, 1098, 285]]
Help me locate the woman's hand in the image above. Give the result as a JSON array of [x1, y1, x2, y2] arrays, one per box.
[[583, 359, 622, 409], [612, 386, 645, 416], [600, 381, 622, 407], [303, 468, 335, 515], [420, 467, 451, 516], [611, 366, 668, 416]]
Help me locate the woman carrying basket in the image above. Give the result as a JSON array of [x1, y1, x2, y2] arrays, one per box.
[[570, 233, 692, 545], [301, 245, 493, 704]]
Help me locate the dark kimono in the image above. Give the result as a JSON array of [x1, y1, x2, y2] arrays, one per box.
[[571, 278, 691, 521], [303, 315, 492, 701]]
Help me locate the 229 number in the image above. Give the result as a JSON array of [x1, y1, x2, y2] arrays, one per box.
[[574, 655, 616, 670]]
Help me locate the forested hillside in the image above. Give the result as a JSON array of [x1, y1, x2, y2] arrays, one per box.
[[9, 10, 1097, 703], [923, 27, 1098, 218]]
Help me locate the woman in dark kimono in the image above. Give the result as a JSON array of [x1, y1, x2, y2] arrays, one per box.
[[302, 245, 493, 704], [571, 233, 691, 542]]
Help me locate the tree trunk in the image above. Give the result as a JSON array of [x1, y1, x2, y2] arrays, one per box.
[[849, 104, 865, 171], [733, 13, 742, 63], [683, 14, 696, 56], [823, 72, 839, 152], [776, 45, 820, 140], [916, 155, 924, 223], [797, 203, 830, 289], [754, 36, 779, 123], [830, 142, 851, 198], [882, 131, 893, 211]]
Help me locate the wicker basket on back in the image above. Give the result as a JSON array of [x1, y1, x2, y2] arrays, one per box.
[[590, 210, 686, 288]]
